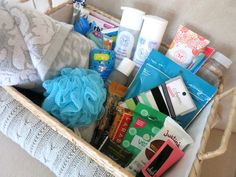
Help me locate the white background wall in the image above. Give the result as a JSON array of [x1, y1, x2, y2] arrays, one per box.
[[88, 0, 236, 132]]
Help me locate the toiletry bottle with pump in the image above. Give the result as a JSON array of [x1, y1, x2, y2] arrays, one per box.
[[114, 7, 145, 66], [107, 57, 136, 86], [133, 15, 168, 68]]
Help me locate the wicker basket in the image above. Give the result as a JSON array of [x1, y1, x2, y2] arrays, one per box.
[[3, 2, 236, 177], [19, 0, 71, 14]]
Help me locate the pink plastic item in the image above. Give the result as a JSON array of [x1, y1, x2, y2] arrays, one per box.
[[142, 139, 184, 177]]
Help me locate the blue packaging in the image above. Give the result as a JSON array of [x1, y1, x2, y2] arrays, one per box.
[[89, 49, 115, 81], [126, 50, 217, 128], [86, 22, 104, 48], [102, 28, 119, 50], [74, 17, 90, 35]]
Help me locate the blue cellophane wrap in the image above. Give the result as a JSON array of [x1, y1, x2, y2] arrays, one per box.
[[126, 50, 217, 129]]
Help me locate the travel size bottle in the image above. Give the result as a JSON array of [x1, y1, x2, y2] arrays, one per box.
[[133, 15, 168, 68], [197, 52, 232, 87], [114, 7, 145, 66], [107, 57, 136, 86]]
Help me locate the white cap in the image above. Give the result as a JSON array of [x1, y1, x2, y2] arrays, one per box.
[[212, 52, 232, 69], [117, 57, 136, 76], [120, 6, 145, 31], [140, 15, 168, 42]]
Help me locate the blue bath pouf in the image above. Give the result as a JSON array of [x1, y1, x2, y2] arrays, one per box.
[[42, 68, 107, 128]]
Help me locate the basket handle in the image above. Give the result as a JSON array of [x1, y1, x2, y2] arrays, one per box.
[[198, 87, 236, 161]]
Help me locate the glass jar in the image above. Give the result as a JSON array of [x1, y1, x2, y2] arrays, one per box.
[[197, 52, 232, 87]]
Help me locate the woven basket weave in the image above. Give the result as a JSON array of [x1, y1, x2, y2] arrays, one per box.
[[4, 2, 236, 177], [19, 0, 71, 14]]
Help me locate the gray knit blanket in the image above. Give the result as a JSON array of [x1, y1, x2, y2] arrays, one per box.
[[0, 2, 112, 176], [0, 1, 95, 90], [0, 87, 113, 177]]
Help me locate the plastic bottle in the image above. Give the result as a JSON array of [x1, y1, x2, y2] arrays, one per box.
[[133, 15, 168, 67], [114, 7, 145, 66], [197, 52, 232, 87], [107, 57, 136, 86]]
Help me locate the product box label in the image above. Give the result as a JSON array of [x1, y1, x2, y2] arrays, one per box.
[[121, 103, 166, 160]]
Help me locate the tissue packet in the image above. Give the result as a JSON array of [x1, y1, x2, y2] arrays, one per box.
[[126, 50, 217, 128], [121, 76, 196, 118], [121, 103, 166, 160], [126, 116, 193, 175], [166, 25, 210, 68]]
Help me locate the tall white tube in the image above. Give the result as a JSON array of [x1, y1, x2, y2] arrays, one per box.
[[133, 15, 168, 67], [114, 7, 145, 66]]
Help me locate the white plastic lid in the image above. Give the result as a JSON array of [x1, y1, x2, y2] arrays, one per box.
[[117, 57, 136, 76], [140, 15, 168, 41], [212, 52, 232, 69], [120, 6, 145, 31]]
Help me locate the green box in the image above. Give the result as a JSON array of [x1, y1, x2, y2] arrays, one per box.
[[121, 103, 167, 159]]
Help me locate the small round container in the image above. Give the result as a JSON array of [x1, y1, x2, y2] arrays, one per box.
[[197, 52, 232, 87], [205, 52, 232, 78], [116, 57, 136, 77], [107, 58, 136, 86]]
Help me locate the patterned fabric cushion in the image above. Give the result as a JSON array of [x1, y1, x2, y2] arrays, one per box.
[[0, 87, 113, 177], [0, 2, 95, 90]]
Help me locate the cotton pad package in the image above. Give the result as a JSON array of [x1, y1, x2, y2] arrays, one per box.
[[126, 50, 217, 128]]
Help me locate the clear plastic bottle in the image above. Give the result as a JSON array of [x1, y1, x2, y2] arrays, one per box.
[[106, 57, 136, 86], [197, 52, 232, 87]]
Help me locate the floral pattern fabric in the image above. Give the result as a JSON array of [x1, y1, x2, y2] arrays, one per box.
[[0, 1, 95, 89]]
